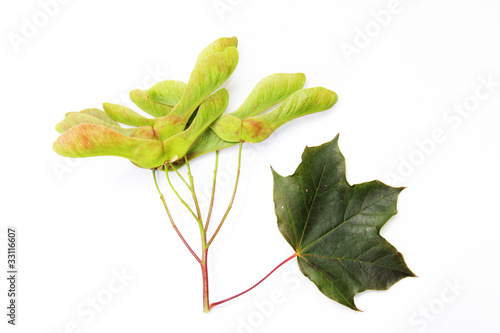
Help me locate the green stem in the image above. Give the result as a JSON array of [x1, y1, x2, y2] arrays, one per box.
[[152, 170, 200, 263], [207, 142, 243, 247], [185, 157, 203, 222], [169, 161, 191, 190], [166, 164, 199, 221], [205, 151, 219, 231], [156, 143, 243, 313]]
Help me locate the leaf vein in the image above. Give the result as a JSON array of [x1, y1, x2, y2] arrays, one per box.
[[299, 190, 397, 252], [300, 257, 356, 309], [297, 163, 327, 249], [302, 254, 411, 274]]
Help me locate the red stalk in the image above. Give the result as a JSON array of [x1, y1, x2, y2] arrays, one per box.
[[209, 253, 297, 309]]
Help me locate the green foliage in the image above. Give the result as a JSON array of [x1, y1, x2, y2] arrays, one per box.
[[272, 135, 414, 310], [51, 37, 413, 313]]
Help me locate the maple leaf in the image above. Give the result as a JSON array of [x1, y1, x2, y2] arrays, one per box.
[[272, 135, 415, 310]]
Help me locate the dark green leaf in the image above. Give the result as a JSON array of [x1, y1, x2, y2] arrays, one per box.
[[272, 135, 414, 310]]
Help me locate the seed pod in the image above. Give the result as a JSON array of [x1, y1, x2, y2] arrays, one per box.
[[103, 103, 157, 127], [129, 89, 174, 117], [52, 124, 165, 169], [56, 112, 156, 140], [195, 36, 238, 66], [211, 73, 337, 143], [65, 108, 119, 126], [147, 80, 187, 106], [52, 37, 338, 170], [153, 45, 239, 141], [241, 87, 338, 143], [163, 88, 229, 163]]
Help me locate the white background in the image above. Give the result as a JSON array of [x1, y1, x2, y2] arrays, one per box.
[[1, 0, 499, 332]]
